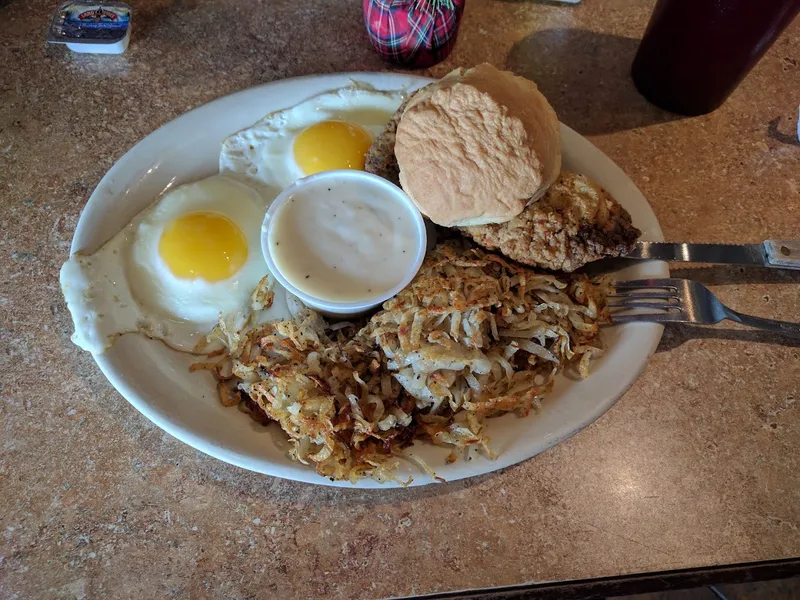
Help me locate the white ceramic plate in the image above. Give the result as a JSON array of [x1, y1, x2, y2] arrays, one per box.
[[71, 73, 668, 488]]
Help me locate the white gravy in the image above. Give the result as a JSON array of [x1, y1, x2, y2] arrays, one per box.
[[268, 177, 420, 303]]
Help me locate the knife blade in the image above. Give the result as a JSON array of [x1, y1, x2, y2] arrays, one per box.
[[627, 240, 800, 270]]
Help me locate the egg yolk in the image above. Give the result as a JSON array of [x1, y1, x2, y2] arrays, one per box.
[[293, 120, 372, 175], [159, 212, 247, 282]]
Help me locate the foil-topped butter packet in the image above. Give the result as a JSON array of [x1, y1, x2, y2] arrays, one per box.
[[47, 2, 132, 54]]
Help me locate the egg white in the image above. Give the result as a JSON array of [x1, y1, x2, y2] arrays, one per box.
[[219, 86, 405, 192], [60, 175, 288, 354], [129, 175, 266, 323]]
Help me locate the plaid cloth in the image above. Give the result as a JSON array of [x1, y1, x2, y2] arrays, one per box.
[[364, 0, 465, 68]]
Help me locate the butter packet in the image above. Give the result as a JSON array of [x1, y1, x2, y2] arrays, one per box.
[[47, 2, 131, 54]]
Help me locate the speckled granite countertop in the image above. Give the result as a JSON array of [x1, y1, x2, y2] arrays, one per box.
[[1, 1, 799, 599]]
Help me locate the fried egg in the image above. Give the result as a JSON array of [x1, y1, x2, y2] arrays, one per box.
[[61, 175, 288, 354], [219, 86, 405, 192]]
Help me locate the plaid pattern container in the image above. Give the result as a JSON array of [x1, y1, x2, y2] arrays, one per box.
[[364, 0, 465, 68]]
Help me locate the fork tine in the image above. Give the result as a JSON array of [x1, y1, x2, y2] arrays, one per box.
[[607, 301, 682, 311], [607, 291, 679, 299], [611, 312, 684, 324], [613, 279, 679, 290]]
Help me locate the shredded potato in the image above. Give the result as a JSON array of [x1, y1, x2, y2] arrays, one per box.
[[197, 241, 610, 484]]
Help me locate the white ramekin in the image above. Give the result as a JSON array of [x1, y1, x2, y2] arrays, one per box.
[[261, 170, 427, 317]]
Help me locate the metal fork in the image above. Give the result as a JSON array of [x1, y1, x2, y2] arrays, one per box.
[[609, 278, 800, 338]]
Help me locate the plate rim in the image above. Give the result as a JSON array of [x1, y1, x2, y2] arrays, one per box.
[[71, 71, 667, 488]]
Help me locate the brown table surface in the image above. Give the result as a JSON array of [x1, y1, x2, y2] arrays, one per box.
[[2, 1, 799, 598]]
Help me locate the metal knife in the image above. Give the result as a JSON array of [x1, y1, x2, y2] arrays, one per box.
[[627, 240, 800, 270]]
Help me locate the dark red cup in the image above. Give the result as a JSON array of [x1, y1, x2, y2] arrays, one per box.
[[632, 0, 799, 116]]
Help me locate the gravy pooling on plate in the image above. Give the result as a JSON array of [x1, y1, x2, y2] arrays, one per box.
[[267, 176, 419, 303]]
